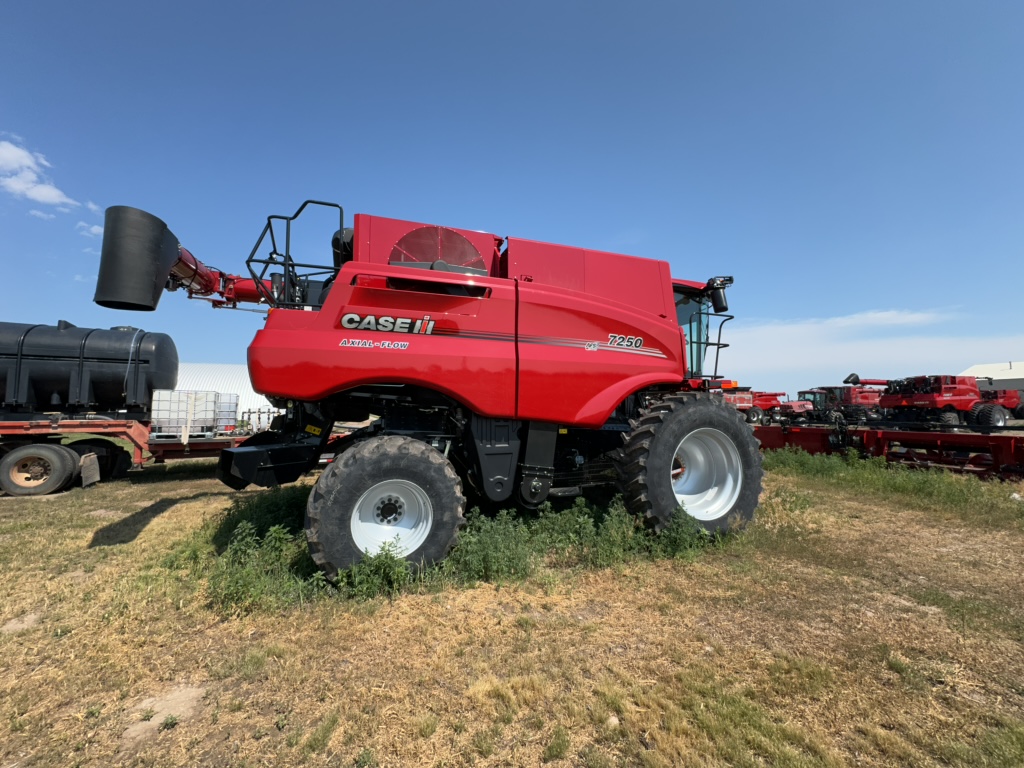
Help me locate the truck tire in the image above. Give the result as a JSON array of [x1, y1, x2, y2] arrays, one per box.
[[618, 394, 763, 534], [54, 444, 82, 490], [0, 443, 75, 496], [305, 435, 466, 578]]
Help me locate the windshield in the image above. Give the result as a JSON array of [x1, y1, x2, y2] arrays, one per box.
[[674, 289, 711, 377], [799, 391, 823, 408]]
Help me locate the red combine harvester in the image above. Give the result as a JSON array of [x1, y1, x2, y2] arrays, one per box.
[[94, 203, 763, 575], [877, 374, 1022, 427], [722, 388, 789, 424]]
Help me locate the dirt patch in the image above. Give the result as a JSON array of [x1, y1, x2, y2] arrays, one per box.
[[120, 685, 206, 751], [1, 612, 41, 634]]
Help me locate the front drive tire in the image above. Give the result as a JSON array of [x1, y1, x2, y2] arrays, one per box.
[[305, 435, 466, 578], [618, 394, 763, 534]]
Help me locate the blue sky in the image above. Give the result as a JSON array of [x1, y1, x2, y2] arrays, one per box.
[[2, 1, 1022, 397]]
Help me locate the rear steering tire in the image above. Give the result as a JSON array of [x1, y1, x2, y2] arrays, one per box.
[[618, 394, 763, 534], [975, 404, 1009, 428], [305, 435, 466, 578], [745, 406, 763, 424]]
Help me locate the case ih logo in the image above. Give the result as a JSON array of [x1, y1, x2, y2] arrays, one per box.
[[340, 313, 436, 334]]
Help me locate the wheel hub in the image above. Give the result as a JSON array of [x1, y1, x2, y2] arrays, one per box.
[[351, 479, 434, 556], [670, 427, 743, 522], [14, 458, 50, 487], [374, 495, 405, 525]]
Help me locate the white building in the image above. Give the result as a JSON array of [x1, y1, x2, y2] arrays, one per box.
[[176, 362, 282, 430], [960, 362, 1024, 391]]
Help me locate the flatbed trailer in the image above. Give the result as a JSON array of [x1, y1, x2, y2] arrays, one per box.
[[753, 422, 1024, 480], [0, 418, 246, 495]]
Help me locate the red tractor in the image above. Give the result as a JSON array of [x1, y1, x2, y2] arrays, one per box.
[[94, 203, 762, 576], [877, 374, 1021, 427], [794, 374, 888, 423]]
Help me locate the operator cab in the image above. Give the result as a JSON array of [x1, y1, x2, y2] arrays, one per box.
[[673, 276, 733, 379]]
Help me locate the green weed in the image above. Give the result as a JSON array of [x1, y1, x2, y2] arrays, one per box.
[[341, 543, 412, 600], [763, 447, 1023, 527], [161, 482, 723, 608], [543, 725, 570, 761], [443, 508, 538, 582], [303, 710, 340, 754]]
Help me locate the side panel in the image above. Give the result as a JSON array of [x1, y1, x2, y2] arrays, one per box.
[[515, 281, 683, 426], [247, 265, 517, 417], [506, 238, 673, 318]]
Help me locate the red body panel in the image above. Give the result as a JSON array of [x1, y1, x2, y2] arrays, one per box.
[[249, 264, 518, 417], [248, 215, 691, 426], [515, 281, 682, 425]]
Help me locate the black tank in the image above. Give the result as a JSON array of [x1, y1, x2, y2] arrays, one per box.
[[0, 320, 178, 414]]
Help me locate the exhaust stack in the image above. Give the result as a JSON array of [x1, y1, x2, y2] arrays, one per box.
[[94, 206, 180, 311]]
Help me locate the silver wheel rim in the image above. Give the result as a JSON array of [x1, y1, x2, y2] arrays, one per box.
[[670, 428, 743, 521], [350, 479, 433, 556]]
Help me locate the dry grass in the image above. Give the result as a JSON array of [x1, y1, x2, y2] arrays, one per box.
[[1, 461, 1023, 766]]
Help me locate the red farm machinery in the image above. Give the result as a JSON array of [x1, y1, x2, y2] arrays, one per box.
[[91, 203, 763, 576], [750, 375, 1024, 480], [877, 374, 1023, 428], [788, 374, 889, 424], [722, 388, 789, 424]]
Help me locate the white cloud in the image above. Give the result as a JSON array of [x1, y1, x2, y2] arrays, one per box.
[[86, 201, 101, 214], [76, 221, 104, 237], [718, 309, 1024, 397], [0, 141, 39, 173], [0, 140, 79, 207], [29, 209, 56, 220], [82, 247, 100, 255], [73, 274, 96, 283], [815, 309, 942, 329]]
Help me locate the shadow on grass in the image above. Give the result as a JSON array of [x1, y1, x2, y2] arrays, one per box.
[[88, 492, 221, 547], [208, 485, 309, 552], [126, 459, 222, 485]]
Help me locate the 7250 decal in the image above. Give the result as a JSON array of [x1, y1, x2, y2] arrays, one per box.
[[608, 334, 644, 348]]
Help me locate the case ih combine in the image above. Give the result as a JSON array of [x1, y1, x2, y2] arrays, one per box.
[[876, 374, 1022, 427], [93, 202, 763, 576]]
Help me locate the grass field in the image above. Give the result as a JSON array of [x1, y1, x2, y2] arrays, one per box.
[[1, 453, 1023, 767]]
